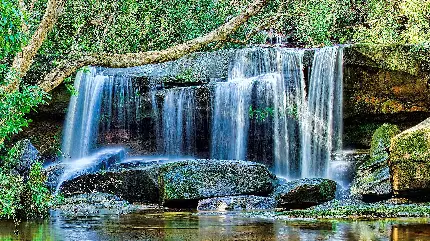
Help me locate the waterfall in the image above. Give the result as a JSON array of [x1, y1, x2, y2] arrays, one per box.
[[61, 68, 140, 161], [211, 48, 306, 179], [161, 87, 197, 156], [211, 46, 342, 179], [61, 67, 106, 160], [211, 78, 254, 160], [59, 46, 343, 181], [301, 46, 344, 178]]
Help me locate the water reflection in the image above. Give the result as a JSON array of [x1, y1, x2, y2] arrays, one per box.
[[1, 211, 430, 240]]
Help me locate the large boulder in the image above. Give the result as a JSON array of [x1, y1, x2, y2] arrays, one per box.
[[272, 178, 337, 209], [351, 124, 400, 200], [389, 118, 430, 198], [158, 160, 277, 206], [58, 159, 277, 206], [197, 195, 277, 211], [59, 165, 160, 203]]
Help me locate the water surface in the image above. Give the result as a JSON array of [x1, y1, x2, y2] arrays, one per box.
[[1, 210, 430, 240]]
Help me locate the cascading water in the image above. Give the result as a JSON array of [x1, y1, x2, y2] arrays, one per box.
[[61, 67, 106, 161], [211, 78, 254, 160], [162, 87, 197, 156], [211, 48, 306, 179], [57, 46, 344, 190], [301, 47, 344, 178], [211, 46, 343, 179]]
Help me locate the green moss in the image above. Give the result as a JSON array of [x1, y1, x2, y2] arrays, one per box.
[[279, 202, 430, 219], [370, 124, 400, 158], [391, 130, 430, 163]]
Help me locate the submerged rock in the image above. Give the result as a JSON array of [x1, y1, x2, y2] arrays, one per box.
[[351, 124, 400, 200], [272, 178, 337, 209], [389, 118, 430, 198], [159, 159, 277, 206], [55, 192, 161, 217], [197, 195, 277, 211]]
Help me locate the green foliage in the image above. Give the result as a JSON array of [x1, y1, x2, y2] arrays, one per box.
[[21, 162, 51, 219], [0, 171, 24, 220], [0, 84, 48, 147], [175, 69, 196, 83], [280, 201, 430, 219], [281, 0, 357, 46], [0, 141, 52, 221], [0, 0, 26, 60], [40, 0, 246, 57], [249, 104, 298, 122], [249, 106, 274, 121], [0, 161, 52, 220]]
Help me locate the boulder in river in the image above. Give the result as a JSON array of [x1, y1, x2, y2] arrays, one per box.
[[46, 148, 126, 192], [58, 159, 277, 206], [59, 165, 160, 203], [159, 159, 277, 206], [389, 117, 430, 199], [272, 178, 337, 209]]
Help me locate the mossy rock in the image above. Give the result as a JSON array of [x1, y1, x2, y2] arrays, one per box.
[[351, 124, 400, 199], [158, 159, 277, 206], [389, 118, 430, 198], [271, 178, 337, 209], [369, 124, 400, 164], [59, 166, 161, 203]]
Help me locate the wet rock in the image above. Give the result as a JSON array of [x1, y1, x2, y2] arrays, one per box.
[[272, 178, 337, 209], [59, 165, 160, 203], [9, 139, 40, 179], [46, 148, 126, 192], [197, 195, 277, 211], [351, 124, 400, 200], [389, 118, 430, 199], [44, 163, 67, 191], [159, 159, 277, 207]]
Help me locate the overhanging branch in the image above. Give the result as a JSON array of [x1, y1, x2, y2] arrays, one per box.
[[39, 0, 269, 92]]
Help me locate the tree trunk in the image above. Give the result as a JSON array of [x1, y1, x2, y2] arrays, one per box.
[[3, 0, 66, 93]]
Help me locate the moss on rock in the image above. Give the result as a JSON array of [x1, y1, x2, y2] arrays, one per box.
[[389, 118, 430, 197], [271, 178, 337, 209], [351, 124, 400, 199], [159, 160, 277, 206]]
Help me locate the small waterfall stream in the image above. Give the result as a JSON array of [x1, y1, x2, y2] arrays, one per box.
[[301, 47, 344, 178], [162, 87, 197, 156]]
